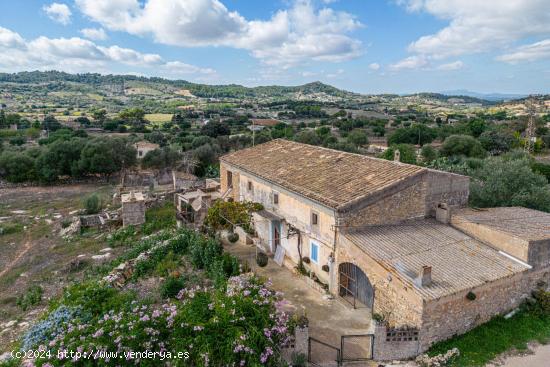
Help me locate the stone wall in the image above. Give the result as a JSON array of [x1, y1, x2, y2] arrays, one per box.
[[336, 235, 424, 328], [424, 170, 469, 217], [419, 267, 550, 351], [339, 179, 427, 228], [373, 323, 420, 361], [122, 200, 146, 227]]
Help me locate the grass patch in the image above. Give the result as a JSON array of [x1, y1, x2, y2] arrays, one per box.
[[428, 306, 550, 366], [143, 202, 176, 234]]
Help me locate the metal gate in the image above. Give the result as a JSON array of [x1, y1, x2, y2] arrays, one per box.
[[341, 334, 374, 362], [308, 337, 341, 367], [338, 262, 374, 309]]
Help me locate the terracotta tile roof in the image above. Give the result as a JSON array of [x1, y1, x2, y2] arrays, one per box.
[[344, 219, 529, 300], [453, 207, 550, 242], [220, 139, 426, 210]]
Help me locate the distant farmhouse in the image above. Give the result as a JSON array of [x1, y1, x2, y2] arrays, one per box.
[[219, 139, 550, 356], [133, 141, 159, 159], [248, 118, 281, 131]]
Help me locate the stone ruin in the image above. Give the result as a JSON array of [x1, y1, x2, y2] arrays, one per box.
[[121, 191, 146, 227]]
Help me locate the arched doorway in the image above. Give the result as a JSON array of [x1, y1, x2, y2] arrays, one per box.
[[339, 262, 374, 309]]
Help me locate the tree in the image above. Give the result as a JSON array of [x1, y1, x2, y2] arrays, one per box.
[[470, 157, 550, 212], [0, 151, 37, 182], [118, 108, 147, 129], [467, 118, 487, 137], [381, 144, 417, 164], [347, 129, 369, 147], [478, 130, 515, 155], [84, 194, 102, 214], [440, 135, 486, 158], [146, 131, 168, 147], [142, 147, 182, 170], [91, 109, 107, 124], [294, 130, 321, 146], [200, 121, 230, 138], [388, 124, 436, 146], [36, 138, 85, 182], [43, 115, 62, 131], [77, 138, 136, 175], [421, 145, 439, 163]]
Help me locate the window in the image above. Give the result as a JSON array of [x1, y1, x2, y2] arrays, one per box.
[[248, 181, 253, 191], [138, 150, 143, 157], [311, 211, 319, 226], [227, 171, 233, 188], [310, 241, 320, 264], [273, 193, 279, 205]]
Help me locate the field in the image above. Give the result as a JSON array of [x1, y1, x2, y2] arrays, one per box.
[[0, 184, 118, 352], [145, 113, 173, 126]]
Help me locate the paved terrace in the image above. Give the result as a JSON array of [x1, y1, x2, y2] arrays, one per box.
[[223, 240, 373, 357]]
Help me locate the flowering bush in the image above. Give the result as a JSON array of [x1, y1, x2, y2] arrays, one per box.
[[29, 275, 293, 367], [21, 306, 82, 351]]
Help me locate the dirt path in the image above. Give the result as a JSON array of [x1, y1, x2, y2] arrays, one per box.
[[490, 344, 550, 367], [0, 240, 31, 278]]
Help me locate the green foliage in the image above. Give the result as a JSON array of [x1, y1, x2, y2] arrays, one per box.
[[205, 200, 263, 233], [141, 147, 182, 169], [58, 281, 136, 316], [420, 144, 439, 163], [83, 194, 102, 214], [201, 121, 230, 137], [347, 129, 369, 146], [0, 222, 24, 235], [143, 202, 176, 234], [294, 130, 321, 146], [160, 276, 186, 299], [0, 150, 37, 182], [478, 129, 515, 155], [469, 157, 550, 211], [388, 124, 436, 146], [381, 144, 417, 164], [531, 161, 550, 182], [16, 285, 43, 311], [441, 135, 486, 158]]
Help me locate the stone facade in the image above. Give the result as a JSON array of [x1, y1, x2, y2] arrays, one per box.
[[424, 170, 470, 217], [339, 179, 427, 228], [420, 268, 550, 351], [336, 235, 424, 327], [121, 192, 146, 227]]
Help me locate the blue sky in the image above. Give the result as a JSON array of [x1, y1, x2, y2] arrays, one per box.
[[0, 0, 549, 94]]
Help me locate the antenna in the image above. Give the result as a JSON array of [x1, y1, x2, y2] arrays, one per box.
[[524, 97, 536, 154]]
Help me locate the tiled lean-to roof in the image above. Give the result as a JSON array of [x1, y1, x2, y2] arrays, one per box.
[[220, 139, 426, 210], [344, 219, 529, 300]]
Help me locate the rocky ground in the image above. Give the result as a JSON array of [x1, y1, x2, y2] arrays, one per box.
[[0, 183, 119, 352]]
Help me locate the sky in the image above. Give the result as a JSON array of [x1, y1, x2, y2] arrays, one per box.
[[0, 0, 549, 94]]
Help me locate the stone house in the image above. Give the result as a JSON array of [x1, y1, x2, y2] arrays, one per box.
[[133, 141, 160, 159], [219, 139, 550, 355], [121, 191, 146, 227]]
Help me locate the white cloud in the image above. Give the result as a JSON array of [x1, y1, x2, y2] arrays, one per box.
[[301, 71, 317, 77], [43, 2, 72, 25], [0, 27, 214, 77], [497, 39, 550, 63], [437, 60, 463, 70], [397, 0, 550, 60], [326, 68, 344, 78], [368, 62, 380, 70], [75, 0, 363, 68], [80, 28, 108, 41], [389, 55, 429, 71]]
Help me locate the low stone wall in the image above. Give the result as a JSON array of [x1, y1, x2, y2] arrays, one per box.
[[373, 323, 420, 361], [420, 267, 550, 351]]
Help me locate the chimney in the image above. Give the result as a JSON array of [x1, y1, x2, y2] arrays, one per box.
[[435, 202, 451, 224], [415, 265, 432, 287], [393, 149, 401, 162]]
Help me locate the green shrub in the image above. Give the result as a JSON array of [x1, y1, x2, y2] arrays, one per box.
[[228, 232, 239, 243], [257, 252, 269, 267], [84, 194, 101, 214], [160, 276, 186, 298], [143, 202, 176, 234], [16, 285, 43, 311], [0, 222, 24, 236], [58, 281, 135, 316]]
